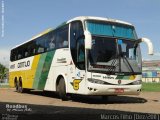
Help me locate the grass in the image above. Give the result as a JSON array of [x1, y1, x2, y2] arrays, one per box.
[[142, 82, 160, 92], [0, 83, 10, 88]]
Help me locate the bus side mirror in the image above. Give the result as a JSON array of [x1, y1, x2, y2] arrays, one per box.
[[138, 38, 154, 55], [84, 30, 92, 49]]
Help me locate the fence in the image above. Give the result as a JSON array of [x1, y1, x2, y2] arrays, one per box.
[[142, 77, 160, 83]]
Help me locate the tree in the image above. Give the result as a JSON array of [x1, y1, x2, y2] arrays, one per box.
[[0, 63, 8, 83]]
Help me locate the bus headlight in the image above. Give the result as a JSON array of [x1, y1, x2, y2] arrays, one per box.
[[88, 79, 105, 84], [132, 80, 142, 85]]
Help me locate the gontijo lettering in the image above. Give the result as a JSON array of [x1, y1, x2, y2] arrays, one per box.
[[17, 60, 30, 68]]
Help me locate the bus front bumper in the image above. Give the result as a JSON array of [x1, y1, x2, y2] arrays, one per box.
[[86, 83, 142, 95]]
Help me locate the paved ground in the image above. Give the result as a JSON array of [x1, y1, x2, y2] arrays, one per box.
[[0, 88, 160, 120]]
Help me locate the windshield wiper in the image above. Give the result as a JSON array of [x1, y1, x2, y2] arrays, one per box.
[[117, 40, 135, 75], [121, 54, 135, 74], [108, 54, 135, 75]]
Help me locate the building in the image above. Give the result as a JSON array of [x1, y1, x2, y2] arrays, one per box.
[[142, 60, 160, 83]]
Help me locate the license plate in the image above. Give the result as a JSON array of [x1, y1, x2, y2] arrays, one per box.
[[115, 88, 124, 93]]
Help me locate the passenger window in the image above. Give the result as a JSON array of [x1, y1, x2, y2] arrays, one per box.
[[10, 49, 16, 61], [46, 31, 56, 51], [56, 25, 68, 49], [10, 25, 69, 60], [38, 47, 44, 53], [24, 51, 28, 57], [18, 54, 22, 59], [36, 37, 46, 54], [31, 41, 37, 55], [17, 47, 23, 60]]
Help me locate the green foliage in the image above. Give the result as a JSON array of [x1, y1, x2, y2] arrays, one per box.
[[0, 63, 8, 80]]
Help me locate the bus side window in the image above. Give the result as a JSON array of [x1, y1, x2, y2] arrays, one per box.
[[14, 50, 17, 61], [70, 21, 85, 70], [63, 40, 68, 47], [24, 51, 28, 57], [56, 35, 63, 48], [17, 48, 23, 60], [31, 41, 37, 55], [38, 47, 44, 53], [77, 39, 85, 63], [23, 43, 30, 58], [36, 36, 46, 54], [46, 32, 56, 51], [18, 54, 22, 59], [10, 49, 16, 61], [56, 25, 68, 49], [15, 56, 17, 61]]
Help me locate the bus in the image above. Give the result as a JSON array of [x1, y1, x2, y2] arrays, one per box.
[[9, 16, 153, 100]]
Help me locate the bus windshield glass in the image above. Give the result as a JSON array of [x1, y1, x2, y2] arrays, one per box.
[[86, 20, 137, 40], [86, 20, 142, 75]]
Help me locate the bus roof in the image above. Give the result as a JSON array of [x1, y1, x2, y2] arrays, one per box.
[[67, 16, 133, 26], [12, 16, 133, 50], [11, 28, 53, 49]]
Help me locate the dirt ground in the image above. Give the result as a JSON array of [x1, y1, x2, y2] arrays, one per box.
[[0, 88, 160, 120]]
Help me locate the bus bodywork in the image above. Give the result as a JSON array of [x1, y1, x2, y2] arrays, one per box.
[[9, 16, 153, 100]]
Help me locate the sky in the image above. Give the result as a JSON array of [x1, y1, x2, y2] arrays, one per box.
[[0, 0, 160, 67]]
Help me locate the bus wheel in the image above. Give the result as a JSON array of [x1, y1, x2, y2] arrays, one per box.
[[57, 77, 68, 101], [18, 80, 24, 93], [14, 80, 18, 92]]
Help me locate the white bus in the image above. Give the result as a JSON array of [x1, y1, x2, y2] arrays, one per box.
[[9, 16, 153, 100]]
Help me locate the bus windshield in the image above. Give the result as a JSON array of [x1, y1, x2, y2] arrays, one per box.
[[86, 20, 137, 40], [86, 20, 142, 75]]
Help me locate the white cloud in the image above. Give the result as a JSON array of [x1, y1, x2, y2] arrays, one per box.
[[143, 51, 160, 61], [0, 48, 10, 67], [153, 52, 160, 56]]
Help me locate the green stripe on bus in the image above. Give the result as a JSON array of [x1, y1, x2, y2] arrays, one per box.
[[37, 51, 55, 90], [116, 75, 135, 80], [33, 53, 47, 89], [123, 76, 129, 80], [116, 75, 124, 79]]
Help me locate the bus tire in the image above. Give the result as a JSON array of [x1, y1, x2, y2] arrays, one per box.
[[57, 77, 68, 101], [18, 79, 24, 93], [15, 80, 18, 92]]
